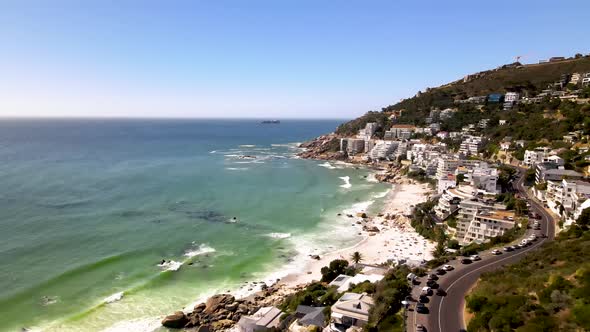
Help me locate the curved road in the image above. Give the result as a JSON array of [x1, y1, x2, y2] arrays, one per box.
[[408, 168, 556, 332]]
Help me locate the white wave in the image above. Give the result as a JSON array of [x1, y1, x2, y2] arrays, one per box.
[[339, 176, 352, 189], [239, 144, 256, 148], [318, 162, 336, 169], [342, 200, 375, 216], [266, 232, 292, 239], [184, 244, 216, 257], [158, 260, 182, 271], [366, 173, 379, 183], [103, 292, 124, 304], [225, 167, 249, 171], [209, 150, 217, 154], [373, 189, 390, 199]]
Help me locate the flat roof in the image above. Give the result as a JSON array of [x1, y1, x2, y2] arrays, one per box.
[[476, 209, 515, 222]]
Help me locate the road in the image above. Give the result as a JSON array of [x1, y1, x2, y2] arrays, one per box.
[[406, 168, 556, 332]]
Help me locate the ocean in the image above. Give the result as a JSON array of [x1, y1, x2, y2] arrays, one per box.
[[0, 119, 389, 331]]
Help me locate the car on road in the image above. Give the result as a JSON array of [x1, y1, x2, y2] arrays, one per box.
[[435, 288, 447, 296], [470, 255, 481, 261], [435, 268, 446, 275], [427, 273, 439, 281], [416, 324, 427, 332], [416, 302, 427, 313], [503, 246, 513, 252], [461, 258, 472, 264], [419, 295, 429, 303], [421, 286, 432, 296], [492, 249, 502, 255], [515, 244, 524, 249], [442, 264, 454, 271]]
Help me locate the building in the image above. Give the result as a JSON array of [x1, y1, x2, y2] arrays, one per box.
[[500, 141, 511, 151], [435, 186, 467, 218], [462, 210, 516, 243], [470, 165, 499, 193], [535, 163, 584, 185], [238, 307, 283, 332], [328, 274, 384, 293], [478, 119, 490, 129], [368, 141, 398, 160], [487, 93, 504, 103], [515, 140, 526, 148], [440, 108, 454, 120], [343, 138, 366, 155], [570, 73, 581, 85], [546, 179, 590, 219], [456, 194, 506, 243], [459, 136, 484, 156], [499, 119, 508, 125], [505, 92, 520, 103], [523, 147, 551, 166], [330, 293, 374, 331], [384, 125, 416, 140], [288, 305, 327, 332]]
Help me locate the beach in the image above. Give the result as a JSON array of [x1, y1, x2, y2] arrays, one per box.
[[276, 181, 435, 289]]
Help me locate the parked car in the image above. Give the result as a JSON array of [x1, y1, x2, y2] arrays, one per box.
[[427, 274, 439, 281], [426, 279, 438, 288], [421, 286, 432, 296], [492, 249, 502, 255], [435, 268, 446, 275], [503, 246, 513, 252], [416, 324, 427, 332], [515, 244, 524, 249], [443, 264, 454, 271], [416, 302, 427, 313], [461, 258, 472, 264], [470, 255, 481, 261]]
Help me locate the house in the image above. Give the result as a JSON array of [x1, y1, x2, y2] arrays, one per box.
[[549, 57, 565, 62], [515, 140, 526, 148], [436, 131, 449, 140], [238, 307, 283, 332], [500, 141, 511, 151], [288, 305, 327, 332], [535, 163, 584, 185], [503, 92, 519, 110], [524, 147, 551, 166], [459, 136, 484, 156], [487, 93, 504, 103], [328, 274, 384, 293], [330, 293, 374, 331], [499, 119, 508, 125]]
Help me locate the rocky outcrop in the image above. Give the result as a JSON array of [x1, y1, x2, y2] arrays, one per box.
[[297, 134, 347, 160]]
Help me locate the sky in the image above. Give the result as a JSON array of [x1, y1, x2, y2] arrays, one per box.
[[0, 1, 589, 119]]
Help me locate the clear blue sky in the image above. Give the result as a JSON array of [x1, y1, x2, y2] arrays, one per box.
[[1, 0, 588, 119]]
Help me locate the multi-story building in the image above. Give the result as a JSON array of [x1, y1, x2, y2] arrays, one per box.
[[456, 195, 506, 243], [343, 138, 366, 155], [368, 141, 398, 160], [478, 119, 490, 129], [384, 125, 415, 140], [462, 210, 516, 243], [471, 165, 499, 193], [535, 163, 584, 185], [546, 179, 590, 217], [459, 136, 483, 156], [523, 147, 551, 166]]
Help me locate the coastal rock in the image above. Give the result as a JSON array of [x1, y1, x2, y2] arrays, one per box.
[[194, 302, 207, 313], [356, 212, 368, 218], [161, 311, 189, 328], [225, 302, 239, 312], [212, 319, 234, 330], [197, 325, 211, 332], [205, 294, 235, 313]]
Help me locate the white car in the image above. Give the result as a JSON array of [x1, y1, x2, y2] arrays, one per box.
[[491, 249, 502, 255], [470, 255, 481, 261], [442, 264, 454, 271]]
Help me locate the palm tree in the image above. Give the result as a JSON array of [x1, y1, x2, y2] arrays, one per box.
[[351, 251, 363, 264]]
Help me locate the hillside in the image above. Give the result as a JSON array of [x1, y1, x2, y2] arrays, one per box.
[[465, 221, 590, 331]]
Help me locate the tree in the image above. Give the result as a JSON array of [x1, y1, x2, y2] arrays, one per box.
[[456, 173, 465, 185], [320, 259, 350, 282], [350, 251, 363, 264], [576, 208, 590, 228]]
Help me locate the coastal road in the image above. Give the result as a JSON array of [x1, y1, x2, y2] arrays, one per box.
[[407, 168, 556, 332]]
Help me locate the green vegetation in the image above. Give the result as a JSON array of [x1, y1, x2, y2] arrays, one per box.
[[279, 282, 339, 314], [466, 218, 590, 332], [350, 251, 363, 264], [320, 259, 357, 282], [365, 266, 412, 332], [409, 199, 443, 241], [334, 111, 391, 138]]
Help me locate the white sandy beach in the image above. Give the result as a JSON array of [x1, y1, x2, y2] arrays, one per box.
[[277, 181, 435, 289]]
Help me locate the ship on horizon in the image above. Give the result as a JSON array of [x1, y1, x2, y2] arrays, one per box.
[[260, 120, 280, 124]]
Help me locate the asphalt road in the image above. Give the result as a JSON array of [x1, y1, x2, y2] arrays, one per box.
[[407, 169, 556, 332]]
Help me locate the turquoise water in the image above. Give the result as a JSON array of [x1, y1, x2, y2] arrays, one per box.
[[0, 119, 388, 331]]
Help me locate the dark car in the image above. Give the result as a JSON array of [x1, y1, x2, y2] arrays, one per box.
[[436, 268, 446, 275], [503, 246, 513, 252], [461, 258, 472, 264], [419, 295, 430, 303], [436, 288, 447, 296], [426, 279, 438, 288], [427, 274, 439, 281], [416, 302, 428, 313]]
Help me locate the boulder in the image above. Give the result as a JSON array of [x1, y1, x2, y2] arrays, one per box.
[[205, 294, 235, 314], [161, 311, 188, 328], [224, 302, 239, 312], [356, 212, 368, 218], [194, 302, 207, 313], [211, 319, 234, 330], [197, 325, 211, 332]]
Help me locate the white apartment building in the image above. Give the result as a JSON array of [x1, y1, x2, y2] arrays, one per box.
[[462, 210, 516, 243], [504, 92, 520, 103], [459, 136, 483, 156], [546, 179, 590, 218], [471, 165, 499, 193], [368, 140, 398, 160], [384, 125, 416, 140], [523, 147, 551, 166]]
